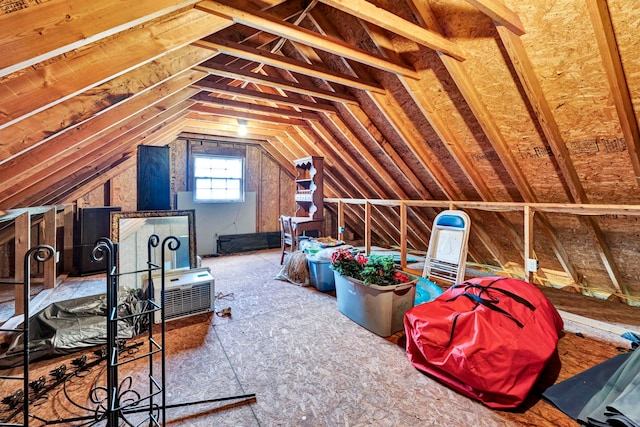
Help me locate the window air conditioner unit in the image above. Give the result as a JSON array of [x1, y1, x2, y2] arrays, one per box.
[[143, 267, 215, 323]]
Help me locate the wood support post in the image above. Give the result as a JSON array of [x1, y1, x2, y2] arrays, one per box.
[[43, 207, 57, 289], [14, 212, 30, 315], [524, 206, 535, 283], [364, 202, 371, 255], [400, 202, 408, 269], [337, 200, 344, 241]]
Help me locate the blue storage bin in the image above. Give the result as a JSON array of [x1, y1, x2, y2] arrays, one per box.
[[307, 257, 336, 291]]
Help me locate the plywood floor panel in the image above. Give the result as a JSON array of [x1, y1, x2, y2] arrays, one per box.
[[0, 249, 637, 426]]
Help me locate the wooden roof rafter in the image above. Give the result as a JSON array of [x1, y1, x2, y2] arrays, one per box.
[[0, 8, 230, 131], [0, 0, 202, 79], [361, 19, 526, 266], [302, 116, 430, 247], [586, 0, 640, 189], [408, 0, 584, 286], [495, 25, 626, 296], [193, 36, 385, 93], [462, 0, 525, 35], [0, 45, 216, 167], [18, 104, 192, 207], [58, 118, 190, 205], [194, 0, 420, 79], [317, 0, 465, 61], [190, 93, 320, 120], [0, 71, 205, 201]]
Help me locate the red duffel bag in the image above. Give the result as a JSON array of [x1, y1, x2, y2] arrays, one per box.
[[404, 276, 564, 409]]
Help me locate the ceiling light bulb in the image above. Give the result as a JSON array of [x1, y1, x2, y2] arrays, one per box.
[[238, 119, 248, 136]]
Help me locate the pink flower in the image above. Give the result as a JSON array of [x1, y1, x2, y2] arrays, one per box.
[[356, 254, 368, 264], [394, 271, 409, 283]]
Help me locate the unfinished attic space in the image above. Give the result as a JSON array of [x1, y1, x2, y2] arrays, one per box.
[[1, 0, 640, 425]]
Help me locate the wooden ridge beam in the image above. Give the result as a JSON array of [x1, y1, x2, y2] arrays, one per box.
[[193, 78, 341, 112], [0, 0, 200, 78], [194, 36, 384, 94], [195, 0, 420, 78], [317, 0, 465, 61]]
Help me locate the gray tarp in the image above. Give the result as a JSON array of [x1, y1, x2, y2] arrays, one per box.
[[0, 289, 148, 368], [577, 348, 640, 427]]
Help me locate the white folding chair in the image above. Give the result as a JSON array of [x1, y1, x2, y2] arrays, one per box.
[[422, 210, 471, 286]]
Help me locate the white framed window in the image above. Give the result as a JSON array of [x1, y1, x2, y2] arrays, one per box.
[[193, 155, 244, 202]]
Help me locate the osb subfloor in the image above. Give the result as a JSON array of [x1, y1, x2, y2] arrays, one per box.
[[0, 248, 638, 426]]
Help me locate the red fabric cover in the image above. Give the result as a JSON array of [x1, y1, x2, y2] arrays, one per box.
[[404, 276, 564, 409]]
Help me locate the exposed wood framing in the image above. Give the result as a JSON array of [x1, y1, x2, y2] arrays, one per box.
[[463, 0, 525, 35], [193, 78, 344, 111], [43, 207, 56, 289], [0, 9, 229, 130], [586, 0, 640, 188], [195, 0, 420, 78], [496, 23, 626, 295], [408, 0, 581, 285], [193, 36, 385, 93], [316, 0, 466, 61], [0, 0, 200, 78]]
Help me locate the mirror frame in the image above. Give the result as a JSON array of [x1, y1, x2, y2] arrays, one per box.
[[110, 209, 197, 269]]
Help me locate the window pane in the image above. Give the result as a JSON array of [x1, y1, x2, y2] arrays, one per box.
[[193, 155, 244, 202]]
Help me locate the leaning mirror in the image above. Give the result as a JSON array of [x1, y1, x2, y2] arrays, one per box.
[[110, 210, 196, 289]]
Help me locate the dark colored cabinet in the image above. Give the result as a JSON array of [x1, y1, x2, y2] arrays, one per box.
[[137, 145, 171, 211]]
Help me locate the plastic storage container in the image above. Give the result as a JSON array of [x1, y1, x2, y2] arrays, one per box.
[[333, 271, 417, 337], [307, 257, 336, 291]]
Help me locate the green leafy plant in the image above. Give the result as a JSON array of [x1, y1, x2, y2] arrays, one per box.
[[330, 248, 411, 286]]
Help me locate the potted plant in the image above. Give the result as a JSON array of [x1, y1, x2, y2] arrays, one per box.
[[330, 248, 418, 337]]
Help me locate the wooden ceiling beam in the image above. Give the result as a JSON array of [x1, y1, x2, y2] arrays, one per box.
[[0, 0, 201, 78], [195, 60, 358, 103], [9, 105, 191, 208], [463, 0, 525, 35], [0, 46, 215, 165], [194, 0, 420, 78], [0, 72, 204, 199], [0, 8, 230, 131], [188, 104, 309, 127], [194, 36, 384, 94], [193, 78, 342, 112], [586, 0, 640, 189], [317, 0, 465, 61], [190, 92, 320, 120]]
